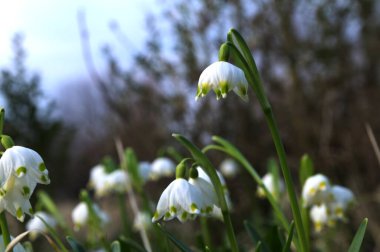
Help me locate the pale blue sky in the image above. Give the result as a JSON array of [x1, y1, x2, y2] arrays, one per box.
[[0, 0, 156, 94]]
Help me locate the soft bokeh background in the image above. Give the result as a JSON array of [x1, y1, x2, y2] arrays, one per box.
[[1, 0, 379, 251]]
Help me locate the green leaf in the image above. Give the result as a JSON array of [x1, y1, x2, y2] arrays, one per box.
[[255, 241, 262, 252], [244, 220, 269, 252], [155, 223, 193, 252], [348, 218, 368, 252], [207, 136, 289, 232], [125, 148, 143, 191], [66, 236, 86, 252], [264, 225, 283, 252], [111, 241, 121, 252], [299, 154, 314, 186], [37, 191, 67, 230], [119, 236, 147, 252], [282, 221, 295, 252]]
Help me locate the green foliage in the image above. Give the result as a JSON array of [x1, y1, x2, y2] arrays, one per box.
[[348, 218, 368, 252]]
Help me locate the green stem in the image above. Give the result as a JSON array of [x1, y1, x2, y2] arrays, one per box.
[[203, 143, 290, 232], [227, 30, 309, 252], [118, 192, 131, 238], [200, 217, 213, 251], [0, 212, 11, 251], [173, 134, 239, 252], [264, 111, 308, 252]]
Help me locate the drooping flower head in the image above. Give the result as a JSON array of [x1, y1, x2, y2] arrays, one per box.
[[71, 202, 109, 231], [152, 178, 208, 222], [328, 185, 355, 221], [150, 157, 175, 180], [89, 165, 129, 197], [219, 158, 240, 178], [138, 161, 152, 182], [26, 211, 57, 240], [257, 173, 285, 199], [0, 146, 50, 221], [152, 163, 219, 223], [302, 174, 331, 207], [310, 204, 329, 232], [196, 61, 249, 102]]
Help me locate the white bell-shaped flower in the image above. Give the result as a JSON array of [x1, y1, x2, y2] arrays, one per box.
[[72, 202, 109, 230], [196, 166, 232, 215], [152, 178, 209, 222], [257, 173, 285, 198], [196, 61, 249, 102], [310, 204, 329, 232], [133, 211, 151, 231], [89, 165, 108, 197], [219, 159, 240, 178], [0, 146, 49, 221], [104, 170, 129, 193], [328, 185, 355, 220], [302, 174, 331, 207], [26, 211, 57, 240], [150, 157, 175, 180], [138, 161, 152, 182]]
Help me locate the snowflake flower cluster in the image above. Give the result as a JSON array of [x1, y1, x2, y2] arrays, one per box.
[[89, 164, 129, 197], [152, 166, 230, 223], [302, 174, 355, 232]]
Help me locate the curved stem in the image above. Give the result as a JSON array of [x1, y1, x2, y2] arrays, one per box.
[[227, 30, 309, 251], [203, 144, 290, 232], [173, 134, 239, 252], [0, 212, 11, 251]]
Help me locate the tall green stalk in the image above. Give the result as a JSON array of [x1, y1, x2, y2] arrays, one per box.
[[0, 212, 11, 251], [173, 134, 239, 252], [0, 108, 11, 251], [226, 29, 309, 252]]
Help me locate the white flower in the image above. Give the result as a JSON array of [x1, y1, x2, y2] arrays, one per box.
[[0, 235, 25, 252], [72, 202, 109, 230], [26, 211, 57, 240], [133, 211, 151, 231], [138, 161, 152, 182], [89, 165, 108, 196], [219, 159, 239, 178], [257, 173, 285, 198], [196, 167, 232, 215], [150, 157, 175, 180], [310, 204, 329, 232], [196, 61, 249, 102], [0, 146, 49, 221], [104, 170, 129, 193], [152, 178, 211, 222], [328, 185, 355, 220], [89, 165, 129, 196], [302, 174, 331, 207]]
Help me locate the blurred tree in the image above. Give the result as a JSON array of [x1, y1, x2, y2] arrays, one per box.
[[0, 33, 71, 195]]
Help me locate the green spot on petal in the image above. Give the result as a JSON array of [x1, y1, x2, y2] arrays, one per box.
[[22, 186, 30, 196], [165, 212, 171, 218], [40, 175, 49, 183], [190, 203, 198, 212], [181, 212, 188, 220], [16, 166, 27, 176], [16, 207, 23, 219], [170, 206, 177, 214], [206, 206, 213, 213], [38, 163, 46, 172], [0, 189, 6, 197]]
